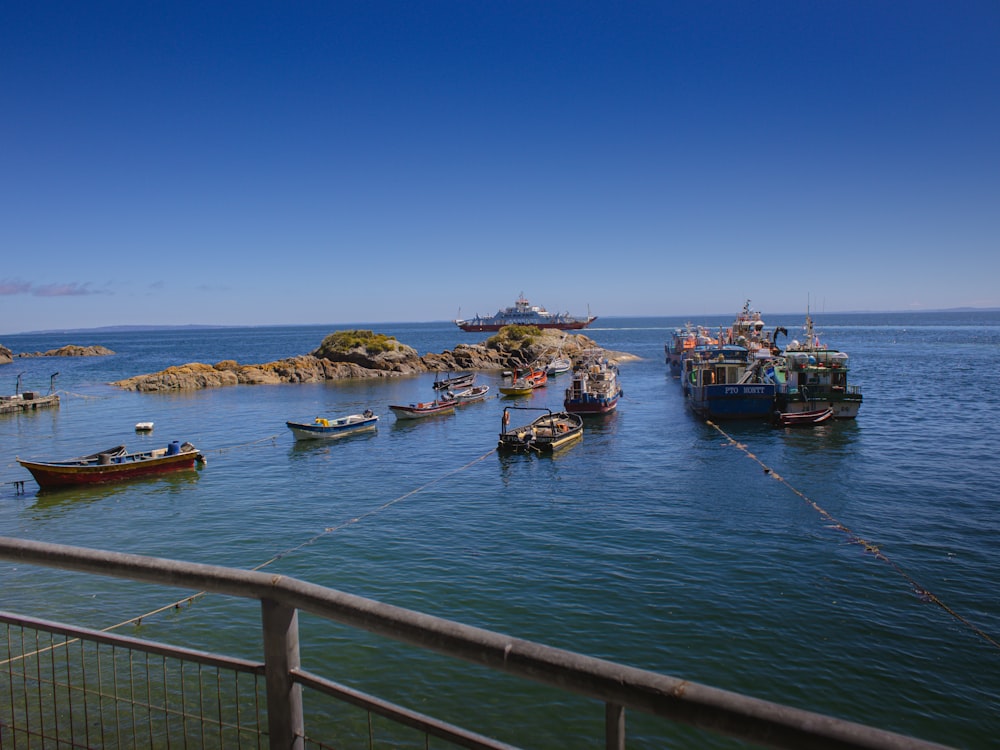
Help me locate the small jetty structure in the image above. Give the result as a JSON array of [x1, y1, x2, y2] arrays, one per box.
[[0, 372, 60, 415]]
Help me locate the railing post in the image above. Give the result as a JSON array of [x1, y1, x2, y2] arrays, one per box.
[[261, 598, 304, 750], [605, 702, 625, 750]]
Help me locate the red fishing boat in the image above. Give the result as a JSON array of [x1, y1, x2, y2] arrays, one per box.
[[18, 442, 205, 491]]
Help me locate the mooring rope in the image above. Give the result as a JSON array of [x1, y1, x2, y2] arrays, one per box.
[[1, 446, 500, 662], [705, 419, 1000, 651], [202, 434, 279, 454], [54, 390, 109, 400]]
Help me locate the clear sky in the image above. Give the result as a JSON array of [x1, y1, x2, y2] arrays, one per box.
[[2, 2, 998, 334]]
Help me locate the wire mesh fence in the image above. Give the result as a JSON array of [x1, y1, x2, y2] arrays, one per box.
[[1, 619, 267, 749]]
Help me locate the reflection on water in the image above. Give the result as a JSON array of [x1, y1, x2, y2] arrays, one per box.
[[288, 428, 378, 457], [28, 469, 203, 519]]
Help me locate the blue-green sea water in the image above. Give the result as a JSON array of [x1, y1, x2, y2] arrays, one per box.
[[1, 312, 998, 748]]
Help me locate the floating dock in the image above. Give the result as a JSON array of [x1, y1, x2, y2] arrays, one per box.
[[0, 392, 60, 415]]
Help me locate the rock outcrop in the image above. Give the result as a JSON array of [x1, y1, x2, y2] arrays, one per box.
[[0, 345, 11, 366], [17, 345, 115, 358], [311, 330, 425, 373], [112, 327, 636, 392]]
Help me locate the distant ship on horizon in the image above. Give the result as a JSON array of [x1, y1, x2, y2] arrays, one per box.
[[455, 293, 597, 332]]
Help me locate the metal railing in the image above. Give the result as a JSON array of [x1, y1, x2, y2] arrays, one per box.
[[0, 537, 951, 750]]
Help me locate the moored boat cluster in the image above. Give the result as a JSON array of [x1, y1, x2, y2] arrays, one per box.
[[666, 300, 863, 425]]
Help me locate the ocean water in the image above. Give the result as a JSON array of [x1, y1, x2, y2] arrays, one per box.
[[1, 312, 998, 748]]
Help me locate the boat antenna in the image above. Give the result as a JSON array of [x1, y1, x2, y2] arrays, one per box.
[[50, 372, 59, 394]]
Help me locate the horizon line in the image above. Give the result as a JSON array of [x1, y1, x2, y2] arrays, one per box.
[[4, 306, 999, 337]]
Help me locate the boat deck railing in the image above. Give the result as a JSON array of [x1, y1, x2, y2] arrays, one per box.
[[0, 537, 949, 750]]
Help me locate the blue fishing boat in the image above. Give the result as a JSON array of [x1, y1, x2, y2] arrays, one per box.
[[286, 410, 379, 440], [683, 345, 775, 420]]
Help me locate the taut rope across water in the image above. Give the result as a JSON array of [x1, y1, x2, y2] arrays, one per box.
[[706, 419, 1000, 652], [107, 447, 498, 634]]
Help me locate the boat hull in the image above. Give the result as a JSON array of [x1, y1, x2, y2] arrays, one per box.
[[286, 415, 378, 440], [499, 385, 535, 396], [389, 403, 456, 419], [18, 449, 203, 490], [564, 395, 619, 415], [457, 319, 595, 332], [688, 383, 776, 420]]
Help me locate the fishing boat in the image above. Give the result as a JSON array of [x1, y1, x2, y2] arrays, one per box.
[[498, 407, 584, 453], [389, 398, 457, 420], [448, 384, 491, 405], [498, 381, 534, 397], [564, 355, 622, 415], [765, 313, 863, 419], [683, 345, 776, 420], [721, 299, 783, 356], [665, 324, 718, 377], [432, 372, 476, 391], [773, 407, 834, 427], [17, 442, 205, 491], [286, 410, 378, 440], [498, 367, 547, 396], [455, 293, 596, 332]]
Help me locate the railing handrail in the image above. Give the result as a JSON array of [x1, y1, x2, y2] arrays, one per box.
[[0, 536, 951, 750]]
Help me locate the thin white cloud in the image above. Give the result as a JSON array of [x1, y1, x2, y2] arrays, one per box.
[[1, 279, 112, 297], [0, 280, 32, 295]]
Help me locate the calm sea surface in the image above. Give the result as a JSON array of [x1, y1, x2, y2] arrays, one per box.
[[2, 312, 998, 748]]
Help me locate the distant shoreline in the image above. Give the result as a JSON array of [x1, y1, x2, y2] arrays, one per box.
[[5, 307, 1000, 337]]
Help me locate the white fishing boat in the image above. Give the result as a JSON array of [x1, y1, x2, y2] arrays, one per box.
[[286, 410, 378, 440]]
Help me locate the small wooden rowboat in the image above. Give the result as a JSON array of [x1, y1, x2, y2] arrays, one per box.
[[448, 384, 491, 406], [774, 407, 835, 427], [17, 442, 205, 491], [498, 407, 584, 454], [389, 398, 458, 420], [432, 372, 476, 391], [286, 410, 378, 440]]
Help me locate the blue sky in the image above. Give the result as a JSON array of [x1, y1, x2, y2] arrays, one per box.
[[2, 2, 998, 334]]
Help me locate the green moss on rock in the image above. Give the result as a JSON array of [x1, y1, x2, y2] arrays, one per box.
[[316, 330, 398, 356]]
